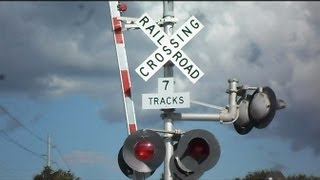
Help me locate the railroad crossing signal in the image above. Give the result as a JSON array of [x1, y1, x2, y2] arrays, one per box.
[[109, 2, 286, 180], [135, 13, 204, 84], [234, 86, 286, 135], [170, 129, 220, 180], [118, 129, 166, 176]]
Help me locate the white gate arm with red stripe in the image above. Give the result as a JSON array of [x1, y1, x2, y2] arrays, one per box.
[[109, 1, 137, 135]]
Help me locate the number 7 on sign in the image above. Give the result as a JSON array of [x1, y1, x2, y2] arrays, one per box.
[[159, 78, 174, 94]]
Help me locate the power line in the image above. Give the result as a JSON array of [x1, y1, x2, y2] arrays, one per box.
[[0, 130, 46, 161], [52, 161, 61, 169], [54, 146, 71, 170], [0, 105, 72, 171], [0, 105, 47, 143]]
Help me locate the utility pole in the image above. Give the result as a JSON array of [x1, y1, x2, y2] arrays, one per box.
[[47, 134, 51, 168]]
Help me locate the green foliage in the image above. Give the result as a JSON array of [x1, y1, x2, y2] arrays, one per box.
[[244, 169, 286, 179], [161, 169, 320, 180], [287, 174, 320, 180], [234, 169, 320, 180], [34, 166, 80, 180], [244, 169, 274, 179]]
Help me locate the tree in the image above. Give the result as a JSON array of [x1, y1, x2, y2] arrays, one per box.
[[287, 174, 320, 180], [244, 169, 271, 179], [34, 166, 79, 180], [234, 169, 320, 180], [244, 169, 285, 180]]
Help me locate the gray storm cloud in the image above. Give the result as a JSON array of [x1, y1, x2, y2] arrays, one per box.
[[0, 2, 116, 96]]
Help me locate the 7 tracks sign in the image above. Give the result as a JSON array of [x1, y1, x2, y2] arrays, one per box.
[[142, 78, 190, 109]]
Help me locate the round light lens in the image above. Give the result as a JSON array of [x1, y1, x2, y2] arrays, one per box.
[[134, 140, 155, 161], [188, 138, 209, 162], [118, 3, 127, 12]]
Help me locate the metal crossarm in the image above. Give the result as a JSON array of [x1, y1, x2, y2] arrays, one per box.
[[109, 1, 137, 135]]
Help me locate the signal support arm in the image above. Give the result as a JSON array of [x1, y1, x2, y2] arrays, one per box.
[[167, 78, 286, 123], [167, 79, 240, 123], [116, 16, 178, 31]]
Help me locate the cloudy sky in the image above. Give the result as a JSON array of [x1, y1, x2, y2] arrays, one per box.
[[0, 1, 320, 179]]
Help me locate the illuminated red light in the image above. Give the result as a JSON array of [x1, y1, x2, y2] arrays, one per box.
[[188, 138, 209, 162], [118, 3, 127, 12], [134, 140, 155, 161]]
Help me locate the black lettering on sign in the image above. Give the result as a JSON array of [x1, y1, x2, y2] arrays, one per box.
[[147, 60, 157, 70], [162, 80, 169, 91], [157, 35, 165, 46], [177, 34, 184, 42], [172, 51, 182, 61], [139, 16, 149, 27], [152, 29, 160, 38], [170, 38, 179, 48], [166, 97, 171, 105], [162, 45, 172, 55], [148, 97, 153, 105], [190, 70, 199, 79], [172, 97, 178, 104], [145, 25, 155, 35], [154, 53, 164, 62], [179, 58, 188, 67], [179, 96, 184, 104], [154, 97, 159, 105], [184, 64, 193, 74], [139, 67, 149, 77], [139, 16, 165, 46], [171, 51, 200, 79], [160, 97, 166, 105], [182, 26, 192, 38], [190, 19, 200, 29], [148, 28, 165, 46]]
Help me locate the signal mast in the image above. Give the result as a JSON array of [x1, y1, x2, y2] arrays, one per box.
[[109, 1, 286, 180]]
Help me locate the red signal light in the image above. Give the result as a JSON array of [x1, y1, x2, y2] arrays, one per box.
[[134, 140, 155, 161], [118, 3, 127, 12], [171, 129, 220, 180], [121, 129, 165, 173], [188, 138, 209, 162]]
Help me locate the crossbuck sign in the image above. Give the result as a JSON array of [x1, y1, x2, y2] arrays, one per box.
[[135, 13, 204, 84]]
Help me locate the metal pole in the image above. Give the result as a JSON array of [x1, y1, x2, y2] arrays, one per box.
[[47, 134, 51, 167], [163, 1, 174, 180]]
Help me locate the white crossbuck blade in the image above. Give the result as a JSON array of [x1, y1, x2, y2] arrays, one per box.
[[135, 13, 205, 84]]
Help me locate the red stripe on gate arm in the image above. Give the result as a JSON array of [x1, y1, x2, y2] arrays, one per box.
[[129, 124, 137, 134], [112, 17, 123, 44], [121, 70, 131, 97]]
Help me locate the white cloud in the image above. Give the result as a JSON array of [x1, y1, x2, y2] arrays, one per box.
[[35, 74, 114, 97], [63, 150, 110, 165]]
